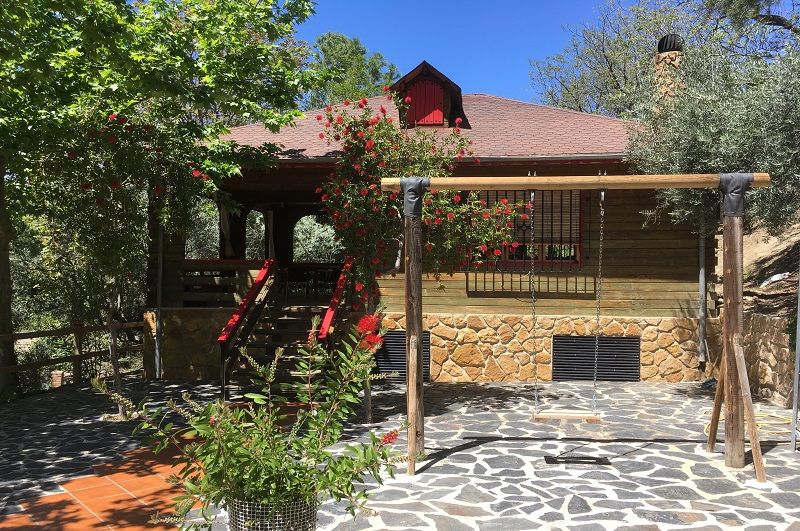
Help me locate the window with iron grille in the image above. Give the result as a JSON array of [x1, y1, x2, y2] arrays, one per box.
[[468, 189, 591, 296], [479, 190, 582, 269]]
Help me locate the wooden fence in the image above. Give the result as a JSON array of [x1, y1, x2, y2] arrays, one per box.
[[0, 322, 144, 384]]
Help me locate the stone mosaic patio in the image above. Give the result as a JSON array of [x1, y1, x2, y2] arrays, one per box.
[[0, 377, 798, 529]]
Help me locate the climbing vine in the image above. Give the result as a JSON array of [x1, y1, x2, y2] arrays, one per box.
[[317, 90, 525, 309]]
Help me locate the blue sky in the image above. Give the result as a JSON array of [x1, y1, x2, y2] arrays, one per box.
[[296, 1, 613, 102]]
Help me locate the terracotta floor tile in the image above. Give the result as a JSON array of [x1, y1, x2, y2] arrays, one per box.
[[81, 493, 149, 527], [70, 483, 127, 502], [0, 512, 44, 529], [61, 475, 114, 493], [113, 474, 171, 494], [24, 493, 108, 530]]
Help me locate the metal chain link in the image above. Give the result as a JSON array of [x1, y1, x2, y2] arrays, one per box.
[[592, 190, 605, 412], [529, 191, 540, 413]]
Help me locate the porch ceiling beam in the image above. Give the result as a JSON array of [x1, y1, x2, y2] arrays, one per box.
[[380, 173, 771, 192]]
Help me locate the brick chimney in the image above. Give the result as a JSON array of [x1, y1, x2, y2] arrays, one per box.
[[654, 34, 684, 99]]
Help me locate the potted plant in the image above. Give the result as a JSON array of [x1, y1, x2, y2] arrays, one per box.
[[94, 313, 398, 530]]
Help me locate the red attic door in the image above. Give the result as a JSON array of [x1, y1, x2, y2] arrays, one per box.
[[407, 81, 444, 125]]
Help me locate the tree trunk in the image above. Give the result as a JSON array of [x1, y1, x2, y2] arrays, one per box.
[[0, 157, 19, 402]]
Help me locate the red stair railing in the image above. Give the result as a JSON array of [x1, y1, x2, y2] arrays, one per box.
[[318, 257, 355, 341], [218, 259, 277, 398]]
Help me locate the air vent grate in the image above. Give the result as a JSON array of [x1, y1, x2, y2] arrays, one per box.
[[375, 330, 430, 382], [552, 335, 640, 382]]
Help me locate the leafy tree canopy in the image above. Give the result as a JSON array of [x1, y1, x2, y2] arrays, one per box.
[[303, 32, 399, 110]]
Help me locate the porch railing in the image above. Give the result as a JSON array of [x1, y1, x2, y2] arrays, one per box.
[[318, 257, 355, 341], [217, 259, 278, 398], [182, 259, 266, 307]]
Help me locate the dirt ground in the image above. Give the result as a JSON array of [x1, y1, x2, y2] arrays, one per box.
[[721, 223, 800, 318]]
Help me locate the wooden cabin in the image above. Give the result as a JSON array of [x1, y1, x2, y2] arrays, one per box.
[[148, 60, 726, 385]]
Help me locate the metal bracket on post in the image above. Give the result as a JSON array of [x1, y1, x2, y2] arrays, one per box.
[[719, 173, 753, 217], [400, 176, 430, 218]]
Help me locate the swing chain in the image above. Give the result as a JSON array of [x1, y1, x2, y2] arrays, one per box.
[[529, 191, 540, 413], [592, 190, 605, 412]]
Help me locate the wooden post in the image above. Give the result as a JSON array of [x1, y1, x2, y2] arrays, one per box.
[[401, 177, 428, 476], [720, 173, 751, 469], [707, 360, 725, 452], [71, 326, 84, 384], [732, 334, 766, 482]]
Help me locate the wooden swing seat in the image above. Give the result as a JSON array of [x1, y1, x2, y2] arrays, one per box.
[[531, 409, 603, 424]]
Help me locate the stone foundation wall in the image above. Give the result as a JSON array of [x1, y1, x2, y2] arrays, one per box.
[[381, 312, 793, 407], [143, 308, 232, 380], [382, 313, 710, 384]]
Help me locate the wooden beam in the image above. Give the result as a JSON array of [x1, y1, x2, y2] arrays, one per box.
[[732, 334, 767, 482], [381, 173, 770, 192], [723, 215, 745, 468]]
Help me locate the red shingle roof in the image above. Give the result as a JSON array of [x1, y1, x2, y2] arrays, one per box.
[[222, 94, 629, 162]]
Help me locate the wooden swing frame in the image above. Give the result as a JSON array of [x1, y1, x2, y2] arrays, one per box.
[[381, 173, 770, 481]]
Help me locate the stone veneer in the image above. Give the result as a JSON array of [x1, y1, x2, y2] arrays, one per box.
[[382, 313, 708, 384], [382, 311, 795, 406]]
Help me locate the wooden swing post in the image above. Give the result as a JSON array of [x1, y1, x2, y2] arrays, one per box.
[[385, 173, 770, 478]]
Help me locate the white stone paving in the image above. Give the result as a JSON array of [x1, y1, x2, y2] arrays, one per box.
[[319, 381, 800, 530]]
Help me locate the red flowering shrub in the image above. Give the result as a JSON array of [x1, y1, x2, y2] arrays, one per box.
[[357, 314, 381, 334], [317, 93, 523, 308]]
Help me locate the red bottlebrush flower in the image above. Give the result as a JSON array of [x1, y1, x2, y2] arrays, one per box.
[[371, 256, 380, 265], [108, 112, 118, 121], [511, 242, 520, 249], [316, 114, 323, 121], [201, 174, 210, 181], [357, 314, 381, 334], [387, 117, 393, 124], [192, 169, 202, 177], [106, 134, 117, 144], [325, 105, 333, 112], [354, 163, 362, 171], [520, 213, 529, 220], [360, 333, 383, 350], [320, 193, 329, 202], [404, 96, 412, 104], [479, 244, 488, 253], [455, 117, 463, 126], [386, 94, 393, 101], [359, 97, 368, 106], [453, 194, 462, 203], [324, 121, 331, 128], [118, 117, 128, 125], [374, 271, 382, 278], [382, 85, 389, 92], [494, 249, 502, 256], [504, 208, 512, 215], [500, 198, 509, 205], [110, 180, 121, 190], [377, 160, 386, 168], [482, 211, 491, 219], [447, 212, 455, 221], [381, 429, 398, 445], [380, 105, 387, 114], [355, 281, 364, 292], [357, 130, 364, 138], [359, 188, 368, 197], [318, 132, 325, 139], [369, 115, 379, 126], [365, 139, 375, 150], [425, 242, 433, 251], [208, 416, 216, 426], [315, 186, 323, 194], [336, 115, 344, 124], [434, 217, 442, 225], [153, 185, 164, 196], [343, 98, 350, 106]]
